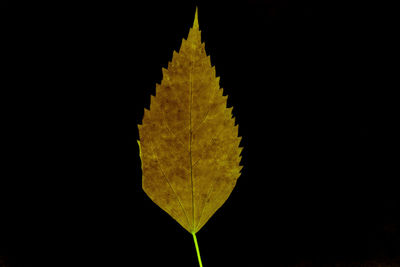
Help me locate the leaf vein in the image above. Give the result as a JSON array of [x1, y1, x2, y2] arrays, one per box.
[[148, 139, 192, 230]]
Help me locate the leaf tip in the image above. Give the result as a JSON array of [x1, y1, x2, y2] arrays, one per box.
[[193, 6, 199, 29]]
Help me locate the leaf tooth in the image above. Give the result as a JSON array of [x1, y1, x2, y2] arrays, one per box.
[[150, 95, 156, 106], [153, 83, 160, 96], [233, 123, 239, 134], [216, 86, 224, 97], [222, 87, 229, 97], [238, 165, 244, 173], [226, 106, 233, 116], [142, 108, 151, 124], [229, 117, 236, 128], [170, 51, 179, 65], [238, 136, 244, 145], [238, 146, 244, 156], [161, 67, 169, 79], [209, 65, 215, 76]]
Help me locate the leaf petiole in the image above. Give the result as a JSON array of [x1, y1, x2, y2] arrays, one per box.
[[192, 232, 203, 267]]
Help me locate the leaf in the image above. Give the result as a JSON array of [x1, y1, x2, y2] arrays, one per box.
[[138, 7, 243, 234]]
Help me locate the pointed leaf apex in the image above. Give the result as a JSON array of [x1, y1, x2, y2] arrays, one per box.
[[193, 6, 199, 29]]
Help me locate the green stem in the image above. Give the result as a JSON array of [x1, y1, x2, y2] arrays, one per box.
[[192, 232, 203, 267]]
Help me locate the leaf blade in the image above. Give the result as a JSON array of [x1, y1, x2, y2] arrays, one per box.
[[139, 8, 243, 233]]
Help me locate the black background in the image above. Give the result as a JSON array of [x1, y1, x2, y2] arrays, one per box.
[[1, 0, 399, 266]]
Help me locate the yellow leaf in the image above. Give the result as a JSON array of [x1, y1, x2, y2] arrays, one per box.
[[138, 7, 243, 235]]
